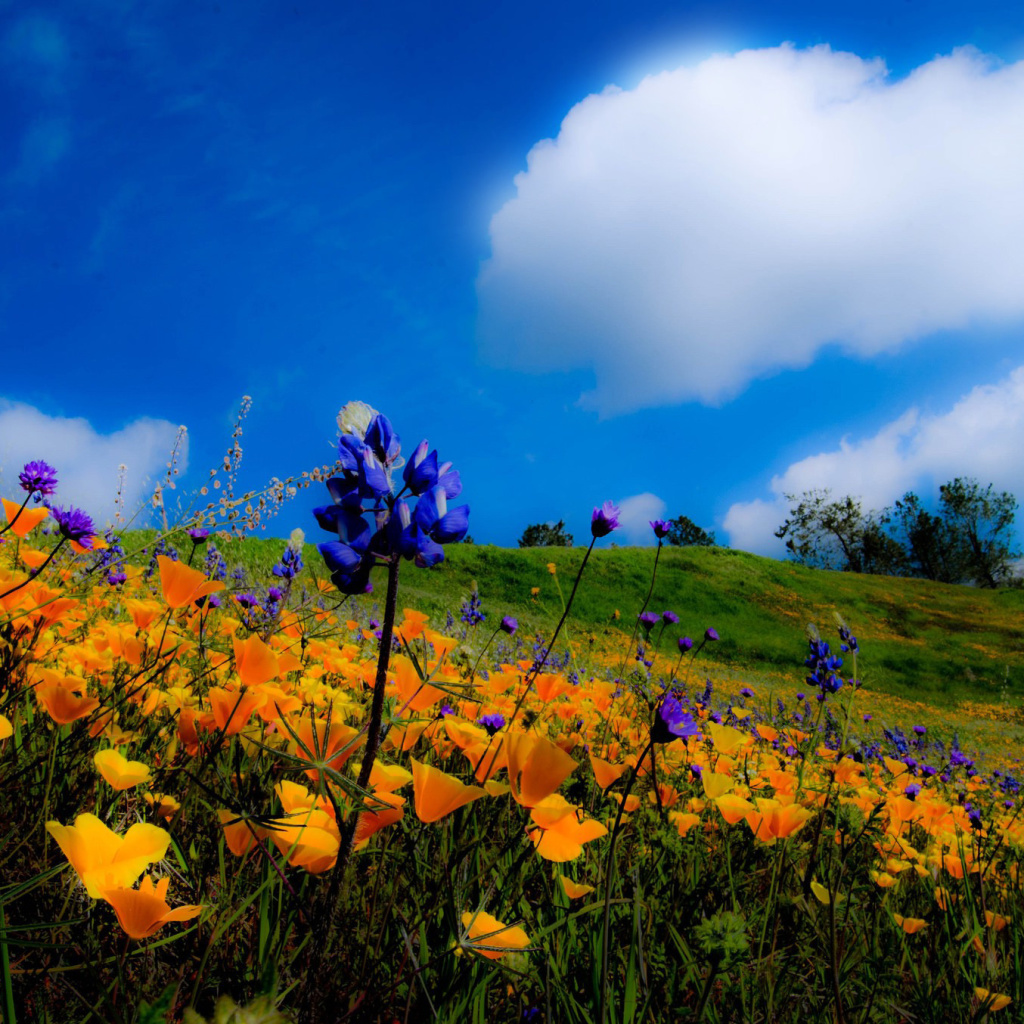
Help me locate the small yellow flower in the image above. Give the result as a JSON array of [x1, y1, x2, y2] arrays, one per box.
[[546, 562, 557, 575]]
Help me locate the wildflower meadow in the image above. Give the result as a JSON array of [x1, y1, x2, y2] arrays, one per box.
[[1, 402, 1022, 1024]]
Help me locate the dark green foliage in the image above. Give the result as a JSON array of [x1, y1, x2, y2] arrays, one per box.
[[665, 514, 717, 547], [518, 520, 574, 548], [938, 477, 1020, 588], [776, 479, 1022, 588]]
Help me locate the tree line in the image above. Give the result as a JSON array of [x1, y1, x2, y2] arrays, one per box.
[[517, 515, 716, 549], [774, 478, 1021, 587]]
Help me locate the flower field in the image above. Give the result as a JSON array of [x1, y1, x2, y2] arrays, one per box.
[[1, 416, 1022, 1024]]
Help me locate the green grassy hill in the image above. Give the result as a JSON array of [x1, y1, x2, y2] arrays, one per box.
[[148, 533, 1024, 709]]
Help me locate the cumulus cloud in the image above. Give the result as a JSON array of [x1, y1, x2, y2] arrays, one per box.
[[478, 44, 1024, 414], [613, 492, 666, 545], [723, 366, 1024, 555], [0, 400, 188, 528]]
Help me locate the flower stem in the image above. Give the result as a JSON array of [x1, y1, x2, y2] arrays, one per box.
[[617, 539, 662, 678]]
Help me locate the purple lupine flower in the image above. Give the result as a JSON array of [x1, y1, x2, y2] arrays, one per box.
[[591, 501, 621, 538], [19, 460, 58, 497], [662, 610, 679, 625], [650, 519, 670, 539], [51, 506, 94, 546], [500, 615, 518, 635], [651, 693, 701, 744]]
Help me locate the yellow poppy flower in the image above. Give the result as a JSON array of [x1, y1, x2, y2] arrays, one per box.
[[94, 749, 152, 790], [460, 911, 530, 959], [45, 814, 170, 898]]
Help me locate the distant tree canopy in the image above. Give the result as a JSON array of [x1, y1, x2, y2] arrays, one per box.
[[775, 478, 1021, 587], [666, 515, 717, 548], [518, 520, 574, 548]]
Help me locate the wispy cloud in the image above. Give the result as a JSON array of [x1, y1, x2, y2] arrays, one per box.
[[614, 492, 666, 545], [479, 45, 1024, 414], [3, 13, 69, 96], [0, 400, 188, 528], [723, 366, 1024, 555]]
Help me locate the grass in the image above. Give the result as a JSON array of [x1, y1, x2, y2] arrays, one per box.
[[148, 531, 1024, 708], [4, 519, 1022, 1023]]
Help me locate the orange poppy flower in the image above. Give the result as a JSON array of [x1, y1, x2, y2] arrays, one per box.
[[1, 497, 48, 538], [589, 754, 627, 790], [45, 814, 170, 898], [411, 758, 487, 822], [157, 555, 224, 609], [290, 715, 364, 782], [217, 810, 266, 857], [559, 877, 596, 899], [207, 687, 263, 736], [974, 989, 1012, 1012], [460, 911, 530, 960], [231, 633, 279, 688], [892, 914, 927, 934], [99, 875, 202, 940], [94, 749, 152, 790], [528, 794, 607, 861], [745, 798, 813, 844], [35, 681, 100, 725], [505, 731, 577, 808]]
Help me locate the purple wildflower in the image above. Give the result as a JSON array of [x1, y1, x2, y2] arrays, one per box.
[[651, 693, 701, 744], [662, 610, 679, 625], [51, 506, 94, 546], [19, 460, 58, 497], [678, 636, 693, 653], [500, 615, 518, 635], [650, 519, 670, 539], [704, 627, 719, 642], [591, 501, 621, 538], [479, 712, 505, 735]]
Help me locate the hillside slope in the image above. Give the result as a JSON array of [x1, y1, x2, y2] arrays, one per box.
[[178, 534, 1024, 708]]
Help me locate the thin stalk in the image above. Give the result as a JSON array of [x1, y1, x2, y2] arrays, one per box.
[[617, 539, 662, 678]]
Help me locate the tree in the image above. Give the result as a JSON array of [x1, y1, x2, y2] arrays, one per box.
[[518, 520, 574, 548], [774, 490, 872, 572], [665, 515, 717, 548], [882, 492, 960, 583], [937, 478, 1020, 588]]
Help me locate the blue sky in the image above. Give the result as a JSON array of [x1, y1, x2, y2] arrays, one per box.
[[4, 0, 1024, 553]]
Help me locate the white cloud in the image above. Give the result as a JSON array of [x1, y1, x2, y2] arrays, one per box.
[[0, 400, 188, 529], [478, 44, 1024, 414], [723, 366, 1024, 554], [613, 492, 666, 545]]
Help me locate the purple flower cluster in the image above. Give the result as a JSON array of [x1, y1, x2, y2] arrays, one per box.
[[51, 505, 94, 547], [652, 693, 701, 744], [314, 407, 469, 594], [591, 501, 620, 538], [19, 460, 58, 498]]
